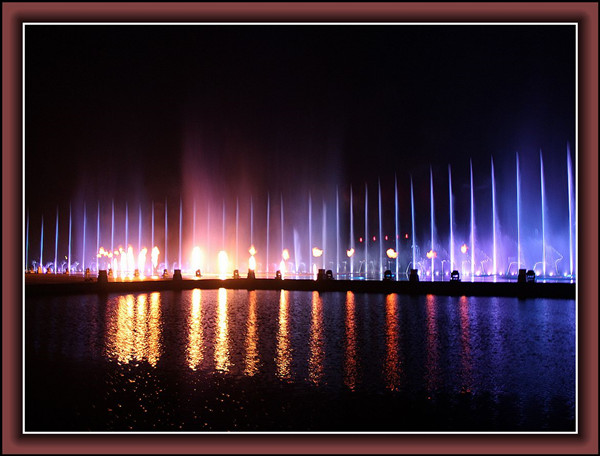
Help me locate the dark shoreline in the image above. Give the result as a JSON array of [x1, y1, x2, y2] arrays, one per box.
[[25, 275, 575, 299]]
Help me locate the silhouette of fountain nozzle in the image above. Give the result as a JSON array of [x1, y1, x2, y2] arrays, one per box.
[[409, 269, 419, 282]]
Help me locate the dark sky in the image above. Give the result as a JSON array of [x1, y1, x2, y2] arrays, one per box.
[[25, 24, 575, 261]]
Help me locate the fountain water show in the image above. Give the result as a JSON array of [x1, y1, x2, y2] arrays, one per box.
[[25, 144, 576, 285]]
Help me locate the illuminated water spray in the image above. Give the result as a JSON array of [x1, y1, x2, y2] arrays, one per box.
[[125, 202, 128, 250], [68, 203, 72, 273], [430, 166, 435, 281], [151, 200, 155, 252], [378, 178, 383, 277], [567, 143, 574, 276], [179, 197, 183, 269], [266, 193, 271, 274], [111, 199, 114, 255], [364, 183, 368, 277], [470, 159, 475, 277], [448, 165, 454, 272], [349, 185, 354, 277], [540, 150, 546, 276], [410, 176, 416, 269], [394, 174, 399, 280], [491, 156, 497, 275], [236, 197, 239, 269], [26, 209, 29, 270], [322, 200, 326, 269], [96, 202, 100, 273], [516, 152, 521, 270], [39, 215, 44, 271], [138, 204, 142, 254], [308, 192, 312, 274], [336, 186, 340, 274], [82, 202, 86, 272], [164, 198, 168, 272], [55, 206, 59, 273]]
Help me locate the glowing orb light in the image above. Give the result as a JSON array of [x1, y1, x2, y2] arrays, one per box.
[[386, 248, 398, 259], [282, 249, 290, 261], [312, 247, 323, 258], [346, 248, 355, 258], [460, 244, 468, 254], [249, 245, 257, 256]]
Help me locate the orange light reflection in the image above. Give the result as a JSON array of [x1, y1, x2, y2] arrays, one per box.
[[276, 290, 292, 381], [308, 291, 324, 385], [344, 291, 358, 391]]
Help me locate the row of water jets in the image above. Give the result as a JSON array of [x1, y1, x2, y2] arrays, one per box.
[[26, 149, 576, 281]]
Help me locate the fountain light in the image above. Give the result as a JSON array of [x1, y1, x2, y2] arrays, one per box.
[[151, 246, 159, 272], [346, 248, 355, 257], [386, 248, 398, 259], [127, 246, 135, 277], [249, 245, 257, 256], [460, 244, 468, 254], [312, 247, 323, 257], [191, 246, 203, 272], [218, 250, 229, 279], [282, 249, 290, 261], [426, 250, 437, 259], [137, 247, 147, 278], [248, 255, 256, 271], [279, 260, 286, 278]]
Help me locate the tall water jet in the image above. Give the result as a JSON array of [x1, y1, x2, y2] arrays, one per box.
[[280, 194, 284, 254], [39, 216, 44, 271], [250, 195, 254, 246], [448, 165, 454, 272], [164, 198, 168, 272], [266, 193, 270, 274], [125, 202, 128, 250], [378, 178, 383, 277], [336, 187, 340, 274], [364, 183, 368, 277], [180, 197, 183, 269], [430, 166, 435, 281], [68, 203, 72, 273], [111, 199, 114, 254], [206, 203, 210, 273], [540, 150, 546, 276], [516, 152, 521, 270], [82, 203, 86, 272], [96, 202, 100, 272], [308, 192, 312, 274], [26, 209, 29, 270], [193, 199, 196, 247], [567, 143, 574, 276], [394, 174, 399, 280], [54, 206, 59, 273], [236, 197, 239, 268], [138, 204, 142, 254], [491, 156, 497, 275], [410, 176, 416, 270], [349, 185, 354, 277], [151, 200, 155, 252], [470, 160, 475, 277], [322, 200, 326, 269], [221, 199, 225, 251]]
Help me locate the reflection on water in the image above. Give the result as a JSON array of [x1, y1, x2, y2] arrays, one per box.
[[425, 294, 440, 393], [105, 293, 162, 366], [26, 290, 576, 431], [244, 290, 260, 376], [384, 293, 401, 391], [215, 288, 230, 372], [308, 291, 324, 385], [344, 291, 358, 391], [276, 290, 292, 381], [187, 289, 204, 370], [458, 295, 473, 394]]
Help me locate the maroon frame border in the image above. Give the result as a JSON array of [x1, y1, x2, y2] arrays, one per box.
[[3, 2, 597, 454]]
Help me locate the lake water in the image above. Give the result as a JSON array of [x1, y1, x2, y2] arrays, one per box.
[[25, 289, 575, 432]]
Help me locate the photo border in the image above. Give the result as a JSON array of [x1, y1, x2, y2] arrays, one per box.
[[3, 2, 597, 454]]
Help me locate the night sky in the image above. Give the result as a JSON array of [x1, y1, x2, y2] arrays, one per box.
[[24, 24, 576, 267]]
